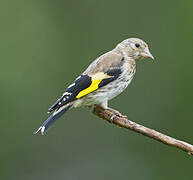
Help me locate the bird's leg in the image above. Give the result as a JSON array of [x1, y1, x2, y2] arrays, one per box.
[[100, 101, 108, 109], [99, 101, 127, 119]]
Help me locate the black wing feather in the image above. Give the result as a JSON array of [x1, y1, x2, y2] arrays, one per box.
[[48, 75, 92, 113], [99, 68, 122, 88]]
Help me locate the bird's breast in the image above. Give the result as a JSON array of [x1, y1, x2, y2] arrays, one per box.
[[124, 59, 136, 75]]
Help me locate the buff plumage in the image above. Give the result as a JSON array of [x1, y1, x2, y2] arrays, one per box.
[[35, 38, 154, 135]]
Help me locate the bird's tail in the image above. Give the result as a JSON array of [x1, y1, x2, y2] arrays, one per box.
[[34, 104, 72, 135]]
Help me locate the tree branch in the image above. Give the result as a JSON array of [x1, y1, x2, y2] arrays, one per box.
[[92, 105, 193, 155]]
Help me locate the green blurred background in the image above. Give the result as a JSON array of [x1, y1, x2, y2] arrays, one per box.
[[1, 0, 193, 179]]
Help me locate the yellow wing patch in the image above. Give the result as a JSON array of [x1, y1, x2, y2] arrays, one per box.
[[76, 79, 102, 98], [76, 72, 111, 99]]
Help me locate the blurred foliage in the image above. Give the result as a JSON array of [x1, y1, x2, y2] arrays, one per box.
[[0, 0, 193, 179]]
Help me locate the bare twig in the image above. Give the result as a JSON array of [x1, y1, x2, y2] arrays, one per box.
[[93, 105, 193, 155]]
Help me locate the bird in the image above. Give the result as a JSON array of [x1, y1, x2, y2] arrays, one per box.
[[34, 38, 154, 135]]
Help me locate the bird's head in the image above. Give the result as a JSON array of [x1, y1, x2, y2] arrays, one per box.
[[116, 38, 154, 61]]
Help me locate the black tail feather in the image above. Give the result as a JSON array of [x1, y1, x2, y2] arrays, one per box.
[[47, 96, 63, 113], [34, 104, 72, 135]]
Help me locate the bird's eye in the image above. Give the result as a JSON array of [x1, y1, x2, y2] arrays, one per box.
[[135, 43, 140, 48]]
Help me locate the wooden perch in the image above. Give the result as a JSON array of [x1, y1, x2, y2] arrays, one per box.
[[92, 105, 193, 155]]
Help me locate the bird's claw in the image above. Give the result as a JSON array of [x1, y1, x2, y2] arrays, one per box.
[[110, 114, 116, 123], [107, 108, 127, 119]]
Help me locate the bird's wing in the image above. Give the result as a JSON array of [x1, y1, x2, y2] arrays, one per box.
[[83, 51, 124, 75], [48, 52, 124, 113]]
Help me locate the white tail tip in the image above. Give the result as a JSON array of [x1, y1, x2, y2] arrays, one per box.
[[34, 126, 46, 135]]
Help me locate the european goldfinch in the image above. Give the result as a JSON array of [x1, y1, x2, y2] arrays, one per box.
[[35, 38, 154, 135]]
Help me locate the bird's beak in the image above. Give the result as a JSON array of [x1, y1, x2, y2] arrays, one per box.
[[141, 48, 154, 60]]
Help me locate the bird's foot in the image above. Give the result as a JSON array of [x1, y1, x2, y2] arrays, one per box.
[[107, 108, 128, 119]]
